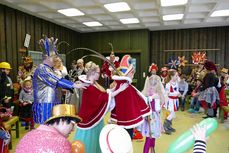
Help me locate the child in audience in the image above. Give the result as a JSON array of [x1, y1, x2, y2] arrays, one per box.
[[19, 79, 34, 129], [178, 74, 189, 111], [188, 79, 202, 113]]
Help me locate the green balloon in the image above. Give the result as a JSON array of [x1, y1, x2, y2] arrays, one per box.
[[167, 118, 218, 153]]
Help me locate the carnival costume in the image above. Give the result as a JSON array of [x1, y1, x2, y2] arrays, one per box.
[[198, 61, 220, 117], [32, 37, 75, 124], [160, 67, 168, 85], [74, 75, 114, 153], [17, 56, 36, 85], [138, 75, 164, 153], [101, 51, 120, 87], [111, 55, 151, 129]]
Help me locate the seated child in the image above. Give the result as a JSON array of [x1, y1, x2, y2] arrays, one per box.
[[19, 79, 34, 129]]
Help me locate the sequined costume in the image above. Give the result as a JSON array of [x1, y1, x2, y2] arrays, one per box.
[[15, 125, 71, 153], [32, 63, 74, 124]]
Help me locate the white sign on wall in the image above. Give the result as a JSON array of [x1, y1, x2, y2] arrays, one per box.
[[24, 34, 31, 48]]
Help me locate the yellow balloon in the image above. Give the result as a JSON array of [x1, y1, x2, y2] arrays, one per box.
[[72, 140, 85, 153]]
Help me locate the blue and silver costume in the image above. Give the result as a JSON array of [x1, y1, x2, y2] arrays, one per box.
[[32, 63, 74, 124]]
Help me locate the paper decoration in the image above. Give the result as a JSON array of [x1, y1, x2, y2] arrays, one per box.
[[168, 57, 179, 69], [192, 52, 207, 64], [178, 56, 188, 67]]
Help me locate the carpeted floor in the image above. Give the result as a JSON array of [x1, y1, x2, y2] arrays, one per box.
[[10, 110, 229, 153]]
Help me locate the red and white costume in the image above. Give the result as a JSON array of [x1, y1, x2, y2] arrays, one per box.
[[77, 75, 113, 129], [111, 76, 151, 128], [110, 55, 151, 129], [165, 82, 180, 111]]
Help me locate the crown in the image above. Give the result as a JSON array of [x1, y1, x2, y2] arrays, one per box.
[[39, 36, 58, 56]]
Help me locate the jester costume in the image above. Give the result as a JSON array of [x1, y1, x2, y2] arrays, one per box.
[[32, 37, 75, 124], [33, 64, 74, 124]]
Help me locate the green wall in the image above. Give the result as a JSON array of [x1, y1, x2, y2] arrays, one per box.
[[79, 29, 150, 89]]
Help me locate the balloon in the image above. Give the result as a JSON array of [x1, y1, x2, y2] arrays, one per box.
[[72, 140, 85, 153], [167, 118, 218, 153]]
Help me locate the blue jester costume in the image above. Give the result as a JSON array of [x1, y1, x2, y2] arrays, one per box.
[[32, 37, 75, 124]]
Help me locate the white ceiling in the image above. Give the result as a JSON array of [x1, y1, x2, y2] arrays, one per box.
[[1, 0, 229, 33]]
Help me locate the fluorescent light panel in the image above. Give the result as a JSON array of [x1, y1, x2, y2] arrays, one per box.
[[120, 18, 139, 24], [83, 21, 103, 27], [163, 14, 184, 21], [161, 0, 188, 7], [58, 8, 84, 17], [211, 9, 229, 17], [104, 2, 130, 12]]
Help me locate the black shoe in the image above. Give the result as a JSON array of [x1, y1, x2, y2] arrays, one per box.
[[25, 126, 29, 130]]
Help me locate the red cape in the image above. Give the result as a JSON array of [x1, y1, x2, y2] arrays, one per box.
[[77, 85, 110, 129], [111, 78, 151, 129]]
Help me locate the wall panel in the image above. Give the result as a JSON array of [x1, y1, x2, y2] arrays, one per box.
[[0, 4, 81, 82]]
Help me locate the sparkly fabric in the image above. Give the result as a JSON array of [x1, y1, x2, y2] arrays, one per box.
[[15, 125, 71, 153], [33, 63, 74, 124]]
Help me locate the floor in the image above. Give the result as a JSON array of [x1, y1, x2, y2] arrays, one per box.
[[10, 110, 229, 153]]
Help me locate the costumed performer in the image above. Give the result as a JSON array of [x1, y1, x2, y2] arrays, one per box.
[[148, 63, 158, 76], [163, 69, 181, 135], [132, 62, 159, 141], [17, 56, 36, 85], [101, 51, 120, 88], [111, 55, 151, 138], [139, 74, 165, 153], [198, 61, 220, 118], [74, 61, 128, 153], [15, 104, 81, 153], [160, 67, 168, 86], [32, 36, 87, 124]]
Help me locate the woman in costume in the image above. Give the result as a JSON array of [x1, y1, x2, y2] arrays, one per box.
[[110, 55, 151, 137], [139, 74, 165, 153], [74, 61, 128, 153], [163, 69, 181, 135]]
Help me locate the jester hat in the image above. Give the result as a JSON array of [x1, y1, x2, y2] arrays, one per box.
[[117, 55, 135, 76]]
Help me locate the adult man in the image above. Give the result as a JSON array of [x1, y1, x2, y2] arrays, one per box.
[[15, 104, 81, 153], [33, 37, 86, 124]]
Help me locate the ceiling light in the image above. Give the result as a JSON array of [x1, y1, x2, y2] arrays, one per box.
[[104, 2, 130, 12], [83, 21, 103, 27], [211, 9, 229, 17], [57, 8, 84, 17], [161, 0, 188, 7], [120, 18, 139, 24], [163, 14, 184, 21]]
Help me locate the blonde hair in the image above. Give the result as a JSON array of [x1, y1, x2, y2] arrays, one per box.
[[165, 70, 177, 84], [85, 61, 99, 76], [142, 75, 165, 104]]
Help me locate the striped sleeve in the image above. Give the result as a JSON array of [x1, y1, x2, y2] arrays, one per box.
[[193, 140, 206, 153]]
